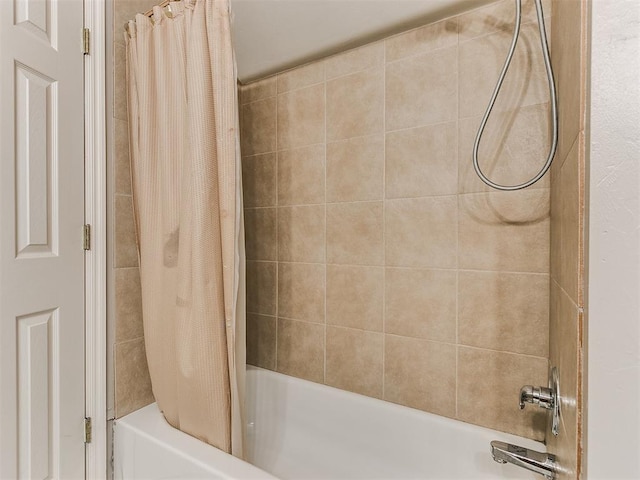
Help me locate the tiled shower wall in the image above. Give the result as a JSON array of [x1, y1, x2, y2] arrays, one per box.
[[241, 0, 553, 441], [109, 0, 157, 418], [547, 0, 588, 477]]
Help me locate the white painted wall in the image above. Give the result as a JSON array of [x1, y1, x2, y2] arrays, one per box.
[[587, 1, 640, 478], [230, 0, 494, 82]]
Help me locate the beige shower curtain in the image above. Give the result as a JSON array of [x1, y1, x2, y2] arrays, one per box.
[[124, 0, 245, 455]]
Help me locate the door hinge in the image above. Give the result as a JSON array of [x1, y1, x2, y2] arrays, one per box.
[[84, 417, 92, 443], [83, 28, 90, 55], [83, 224, 91, 250]]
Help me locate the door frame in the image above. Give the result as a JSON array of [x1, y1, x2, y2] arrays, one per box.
[[84, 0, 107, 478]]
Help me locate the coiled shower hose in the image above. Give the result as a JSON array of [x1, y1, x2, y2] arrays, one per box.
[[473, 0, 558, 191]]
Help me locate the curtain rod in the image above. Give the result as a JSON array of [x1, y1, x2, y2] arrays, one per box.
[[124, 0, 178, 31], [144, 0, 177, 17]]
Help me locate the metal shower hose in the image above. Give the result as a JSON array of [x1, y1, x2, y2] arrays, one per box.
[[473, 0, 558, 191]]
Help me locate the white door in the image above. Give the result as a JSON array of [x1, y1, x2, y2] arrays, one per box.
[[0, 0, 86, 479]]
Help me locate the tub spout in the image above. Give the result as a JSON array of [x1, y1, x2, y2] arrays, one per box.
[[490, 441, 557, 480]]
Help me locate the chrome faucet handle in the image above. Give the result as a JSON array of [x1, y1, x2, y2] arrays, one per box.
[[519, 385, 555, 410], [519, 367, 561, 436]]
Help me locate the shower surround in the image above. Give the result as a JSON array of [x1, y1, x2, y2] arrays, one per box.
[[240, 0, 553, 441]]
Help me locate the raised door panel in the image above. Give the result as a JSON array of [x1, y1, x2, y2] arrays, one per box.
[[14, 0, 57, 48], [17, 309, 58, 480], [15, 63, 58, 258]]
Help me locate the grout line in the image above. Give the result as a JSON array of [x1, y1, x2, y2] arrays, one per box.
[[381, 40, 387, 401], [239, 93, 277, 109], [325, 61, 381, 85], [323, 64, 328, 386], [255, 313, 326, 327], [455, 342, 550, 362], [384, 39, 458, 67], [274, 71, 279, 373], [455, 21, 461, 419], [241, 150, 278, 160], [114, 265, 141, 271], [248, 259, 551, 277], [385, 118, 458, 135], [242, 182, 551, 210], [457, 100, 551, 123], [325, 132, 384, 146], [245, 312, 278, 320], [277, 79, 325, 97], [113, 336, 145, 347]]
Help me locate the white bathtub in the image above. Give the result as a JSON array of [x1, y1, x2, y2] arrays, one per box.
[[115, 366, 543, 479]]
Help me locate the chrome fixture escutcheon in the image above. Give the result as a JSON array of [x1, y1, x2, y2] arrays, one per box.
[[519, 366, 561, 436]]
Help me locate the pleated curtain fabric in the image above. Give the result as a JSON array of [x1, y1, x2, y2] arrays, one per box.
[[124, 0, 246, 455]]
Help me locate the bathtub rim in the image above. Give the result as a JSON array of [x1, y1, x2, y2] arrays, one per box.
[[114, 401, 278, 480]]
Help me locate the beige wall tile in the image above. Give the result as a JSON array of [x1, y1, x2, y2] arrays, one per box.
[[115, 194, 139, 268], [278, 205, 325, 263], [550, 156, 561, 289], [459, 22, 550, 119], [115, 118, 131, 195], [458, 104, 551, 193], [246, 261, 277, 316], [551, 138, 581, 304], [114, 42, 127, 120], [458, 0, 551, 41], [326, 135, 384, 202], [278, 262, 325, 323], [458, 190, 549, 272], [385, 18, 458, 62], [241, 97, 277, 155], [325, 42, 384, 80], [277, 145, 325, 206], [327, 68, 384, 141], [457, 346, 548, 440], [242, 153, 277, 208], [385, 196, 457, 268], [459, 271, 549, 356], [384, 335, 456, 417], [386, 46, 457, 131], [385, 268, 456, 343], [548, 281, 580, 479], [386, 121, 457, 198], [326, 265, 383, 331], [115, 338, 154, 418], [244, 208, 277, 260], [246, 314, 277, 370], [277, 318, 324, 383], [327, 202, 384, 265], [277, 84, 325, 150], [240, 77, 277, 104], [115, 267, 144, 343], [326, 327, 383, 398], [277, 61, 325, 93], [550, 0, 584, 171]]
